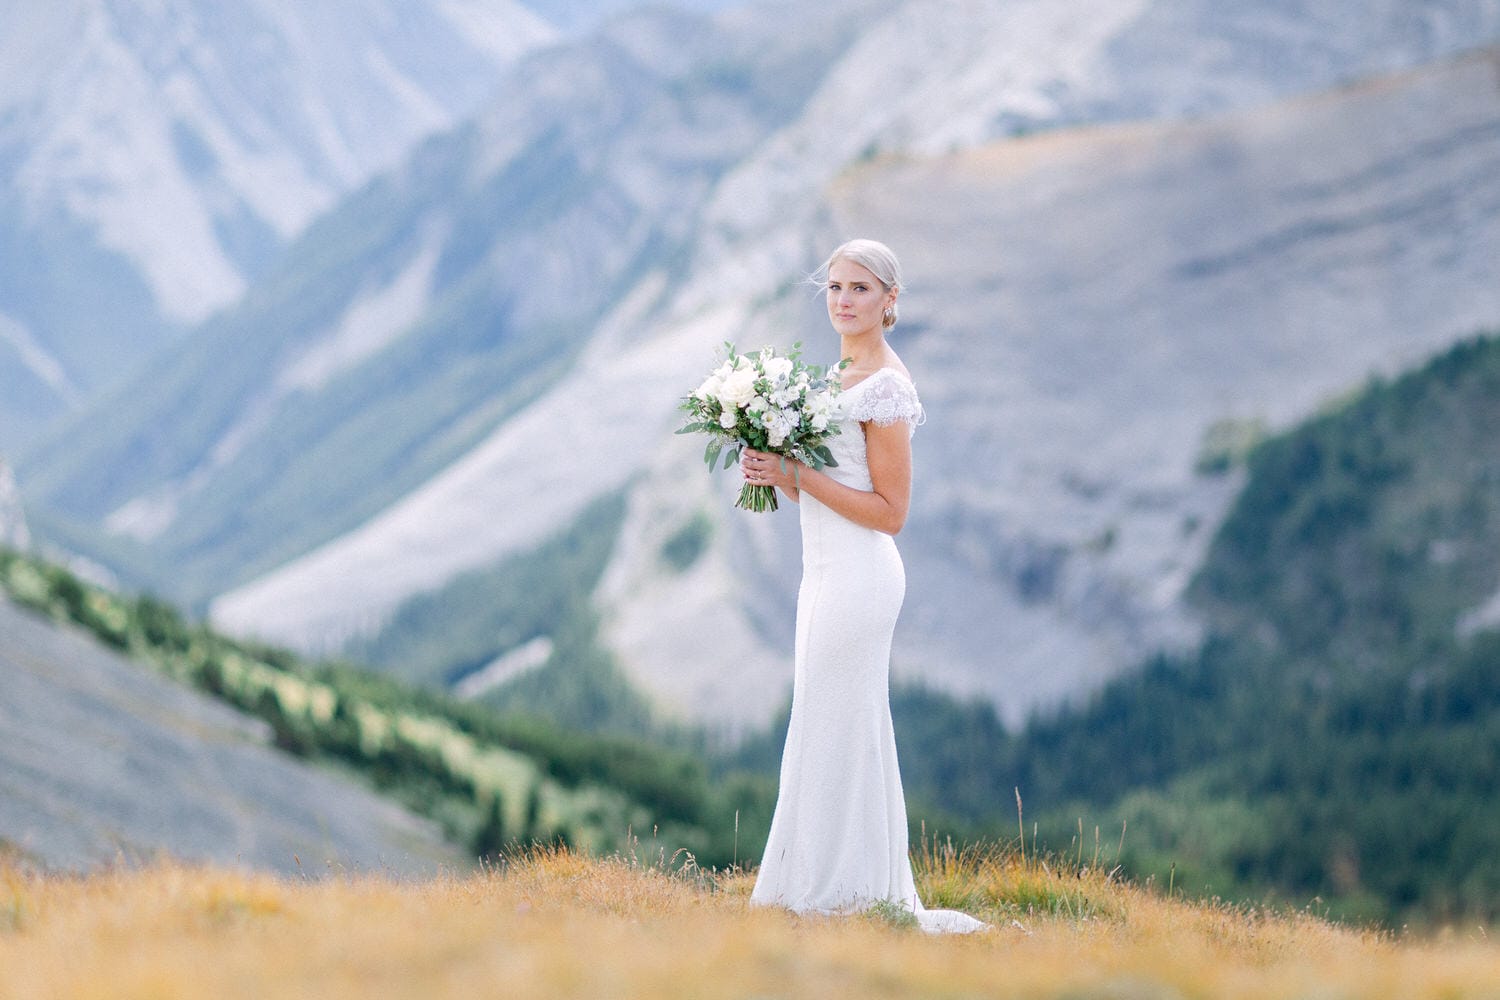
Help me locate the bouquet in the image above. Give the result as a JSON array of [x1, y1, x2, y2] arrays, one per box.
[[677, 343, 844, 512]]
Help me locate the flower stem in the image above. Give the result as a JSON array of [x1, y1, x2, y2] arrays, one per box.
[[736, 484, 778, 513]]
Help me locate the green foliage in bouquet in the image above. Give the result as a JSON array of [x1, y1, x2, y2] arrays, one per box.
[[676, 343, 846, 512]]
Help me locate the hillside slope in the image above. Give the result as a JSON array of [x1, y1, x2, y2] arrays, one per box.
[[0, 547, 770, 872], [0, 597, 459, 875], [982, 334, 1500, 924]]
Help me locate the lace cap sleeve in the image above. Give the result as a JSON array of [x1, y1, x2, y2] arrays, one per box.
[[845, 369, 926, 430]]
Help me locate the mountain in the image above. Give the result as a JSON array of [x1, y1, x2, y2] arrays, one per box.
[[20, 1, 1500, 734], [0, 0, 555, 452], [242, 35, 1500, 730], [779, 43, 1500, 725], [21, 0, 863, 604], [0, 594, 460, 875], [991, 334, 1500, 924]]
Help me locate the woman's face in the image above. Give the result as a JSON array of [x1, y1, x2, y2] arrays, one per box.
[[826, 258, 895, 340]]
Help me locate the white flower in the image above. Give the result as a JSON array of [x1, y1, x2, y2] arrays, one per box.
[[810, 397, 833, 431], [718, 409, 738, 430], [781, 408, 803, 442], [763, 355, 793, 382], [694, 373, 723, 401], [718, 366, 758, 408]]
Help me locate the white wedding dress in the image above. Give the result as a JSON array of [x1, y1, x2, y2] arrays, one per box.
[[750, 368, 987, 935]]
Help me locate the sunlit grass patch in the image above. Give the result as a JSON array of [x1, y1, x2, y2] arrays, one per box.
[[911, 830, 1127, 924], [861, 897, 922, 931], [5, 846, 1500, 999]]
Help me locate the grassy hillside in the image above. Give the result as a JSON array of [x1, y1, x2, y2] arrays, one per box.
[[8, 845, 1500, 999], [0, 547, 772, 870]]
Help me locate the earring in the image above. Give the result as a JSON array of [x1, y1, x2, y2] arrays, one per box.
[[883, 308, 894, 324]]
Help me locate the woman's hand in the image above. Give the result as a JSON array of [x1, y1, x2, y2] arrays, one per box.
[[742, 448, 802, 500], [752, 424, 912, 534], [743, 424, 911, 533]]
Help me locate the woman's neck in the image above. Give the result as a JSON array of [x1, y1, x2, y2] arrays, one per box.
[[839, 332, 886, 373]]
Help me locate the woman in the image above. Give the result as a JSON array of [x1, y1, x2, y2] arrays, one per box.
[[741, 239, 986, 934]]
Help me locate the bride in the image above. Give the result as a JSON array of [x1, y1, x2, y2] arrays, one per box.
[[740, 239, 986, 934]]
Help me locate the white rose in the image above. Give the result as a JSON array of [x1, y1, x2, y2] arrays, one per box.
[[694, 374, 723, 400], [718, 366, 758, 408], [763, 356, 793, 382], [718, 409, 738, 430]]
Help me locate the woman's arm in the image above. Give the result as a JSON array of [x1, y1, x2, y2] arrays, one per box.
[[741, 421, 912, 535]]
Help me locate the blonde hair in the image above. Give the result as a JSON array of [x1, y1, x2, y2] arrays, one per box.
[[817, 238, 903, 329]]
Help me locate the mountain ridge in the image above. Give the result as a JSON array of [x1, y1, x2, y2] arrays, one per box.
[[19, 2, 1500, 732], [0, 0, 555, 452]]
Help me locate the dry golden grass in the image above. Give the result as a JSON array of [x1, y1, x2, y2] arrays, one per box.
[[4, 842, 1500, 1000]]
